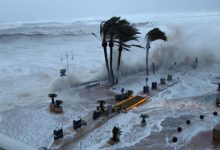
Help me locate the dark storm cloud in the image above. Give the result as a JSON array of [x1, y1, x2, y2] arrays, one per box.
[[0, 0, 220, 22]]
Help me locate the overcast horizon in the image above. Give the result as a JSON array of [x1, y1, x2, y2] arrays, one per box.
[[0, 0, 220, 22]]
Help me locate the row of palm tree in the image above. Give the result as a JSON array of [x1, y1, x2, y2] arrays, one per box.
[[100, 17, 143, 84], [99, 16, 167, 83]]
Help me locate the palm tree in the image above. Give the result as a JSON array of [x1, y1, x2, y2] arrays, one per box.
[[112, 126, 121, 142], [140, 113, 149, 124], [145, 28, 167, 75], [100, 17, 121, 83], [109, 40, 115, 84], [107, 17, 121, 84], [55, 100, 63, 108], [48, 93, 57, 104], [97, 99, 106, 113], [100, 22, 111, 82], [115, 20, 143, 80]]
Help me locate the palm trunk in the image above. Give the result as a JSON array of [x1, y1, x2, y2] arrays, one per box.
[[146, 39, 150, 75], [109, 41, 115, 84], [116, 46, 122, 83], [52, 97, 54, 104], [142, 118, 146, 123], [102, 41, 111, 82]]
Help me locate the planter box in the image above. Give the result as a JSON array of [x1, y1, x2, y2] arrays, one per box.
[[152, 82, 157, 90], [160, 78, 166, 85], [49, 103, 63, 113], [143, 86, 149, 93], [49, 103, 56, 112], [167, 75, 172, 81]]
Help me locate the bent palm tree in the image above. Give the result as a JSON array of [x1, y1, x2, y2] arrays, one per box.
[[97, 99, 106, 113], [112, 126, 121, 142], [100, 17, 121, 83], [100, 21, 111, 82], [115, 20, 143, 80], [145, 28, 167, 75], [48, 93, 57, 104], [107, 17, 121, 84]]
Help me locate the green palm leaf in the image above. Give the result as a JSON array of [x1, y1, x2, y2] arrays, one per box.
[[145, 28, 167, 42]]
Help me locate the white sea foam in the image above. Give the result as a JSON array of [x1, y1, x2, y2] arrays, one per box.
[[0, 12, 220, 111]]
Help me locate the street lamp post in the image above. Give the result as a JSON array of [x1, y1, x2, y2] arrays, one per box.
[[185, 57, 189, 73], [60, 51, 74, 88]]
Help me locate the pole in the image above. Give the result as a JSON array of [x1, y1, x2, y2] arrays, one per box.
[[66, 52, 70, 88], [66, 52, 69, 77], [195, 57, 198, 69], [185, 57, 189, 74], [146, 39, 150, 75]]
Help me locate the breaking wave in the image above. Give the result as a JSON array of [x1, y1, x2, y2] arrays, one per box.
[[0, 30, 95, 37], [0, 20, 151, 38], [51, 74, 83, 91], [94, 14, 220, 80], [0, 21, 99, 37], [150, 22, 220, 69]]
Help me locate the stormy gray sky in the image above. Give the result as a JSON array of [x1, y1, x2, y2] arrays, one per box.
[[0, 0, 220, 22]]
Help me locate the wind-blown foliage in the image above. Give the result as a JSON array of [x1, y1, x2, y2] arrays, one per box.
[[48, 93, 57, 104], [100, 17, 121, 83], [55, 100, 63, 108], [100, 16, 143, 84], [112, 126, 121, 142], [115, 20, 143, 78], [140, 113, 149, 123], [97, 99, 106, 113], [146, 28, 167, 41]]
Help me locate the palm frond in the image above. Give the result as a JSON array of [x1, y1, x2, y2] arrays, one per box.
[[121, 44, 131, 48], [122, 47, 131, 51], [145, 28, 167, 42], [100, 21, 106, 40], [91, 32, 100, 40], [100, 17, 121, 41], [129, 44, 145, 49]]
